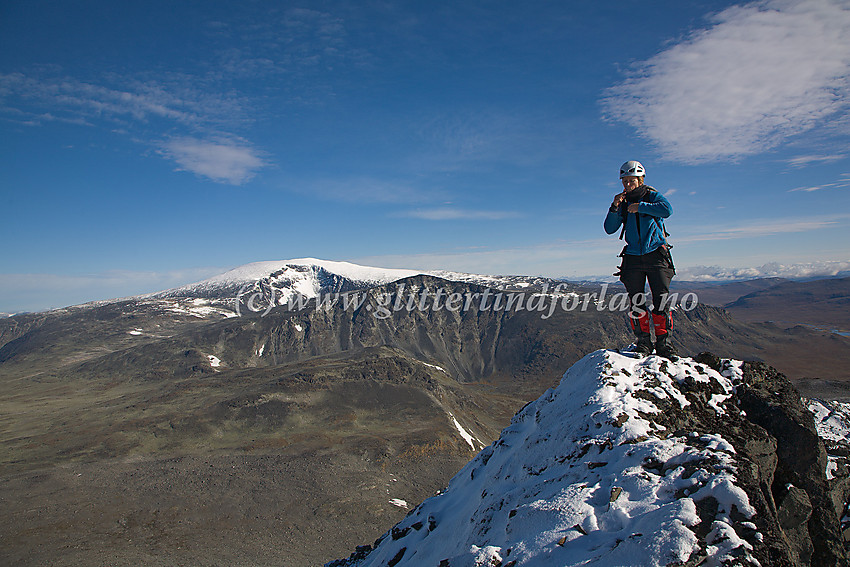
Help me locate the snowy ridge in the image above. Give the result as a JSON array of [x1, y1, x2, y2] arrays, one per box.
[[426, 270, 563, 291], [150, 258, 575, 301], [154, 258, 422, 299], [199, 258, 421, 289], [331, 350, 761, 567]]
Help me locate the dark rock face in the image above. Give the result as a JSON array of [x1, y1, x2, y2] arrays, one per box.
[[687, 354, 848, 566], [108, 276, 820, 388], [736, 360, 847, 566]]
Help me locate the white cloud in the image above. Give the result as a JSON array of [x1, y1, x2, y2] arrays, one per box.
[[674, 214, 850, 242], [786, 154, 846, 168], [160, 137, 268, 185], [677, 260, 850, 280], [0, 72, 236, 128], [788, 176, 850, 192], [788, 180, 850, 193], [355, 211, 850, 278], [602, 0, 850, 163], [0, 72, 260, 183]]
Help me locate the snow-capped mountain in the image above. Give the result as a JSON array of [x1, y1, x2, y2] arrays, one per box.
[[329, 349, 847, 567], [153, 258, 422, 300], [147, 258, 574, 310]]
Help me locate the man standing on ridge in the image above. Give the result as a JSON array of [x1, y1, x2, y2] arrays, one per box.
[[604, 160, 678, 359]]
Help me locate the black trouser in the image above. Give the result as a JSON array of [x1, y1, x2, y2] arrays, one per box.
[[619, 247, 675, 320]]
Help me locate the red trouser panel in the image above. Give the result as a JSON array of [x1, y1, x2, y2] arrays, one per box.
[[652, 312, 672, 336], [630, 311, 652, 335]]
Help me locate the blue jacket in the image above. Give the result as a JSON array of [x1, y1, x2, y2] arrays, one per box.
[[604, 186, 671, 256]]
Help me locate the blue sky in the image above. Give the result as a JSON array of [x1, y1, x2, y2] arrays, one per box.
[[2, 0, 850, 312]]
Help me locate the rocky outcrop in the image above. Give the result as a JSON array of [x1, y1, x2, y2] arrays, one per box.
[[328, 350, 850, 567], [696, 354, 846, 566]]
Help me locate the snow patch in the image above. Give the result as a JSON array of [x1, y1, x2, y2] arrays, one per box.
[[420, 362, 447, 374], [809, 399, 850, 443], [164, 300, 236, 319], [448, 412, 478, 450], [808, 398, 850, 480]]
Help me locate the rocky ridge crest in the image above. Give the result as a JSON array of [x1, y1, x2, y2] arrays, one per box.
[[329, 350, 850, 567]]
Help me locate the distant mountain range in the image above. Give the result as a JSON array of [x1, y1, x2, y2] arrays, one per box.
[[2, 258, 847, 321], [3, 258, 850, 566], [672, 276, 850, 334], [723, 276, 850, 331], [132, 257, 850, 344]]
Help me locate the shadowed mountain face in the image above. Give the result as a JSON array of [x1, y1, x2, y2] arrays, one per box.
[[3, 273, 850, 565]]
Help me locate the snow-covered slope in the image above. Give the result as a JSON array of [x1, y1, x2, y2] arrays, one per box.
[[154, 258, 422, 299], [149, 258, 573, 306], [330, 350, 765, 567]]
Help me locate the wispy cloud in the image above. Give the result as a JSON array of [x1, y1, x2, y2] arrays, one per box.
[[396, 207, 522, 221], [0, 72, 240, 128], [786, 154, 846, 168], [788, 175, 850, 192], [675, 214, 850, 242], [0, 71, 261, 184], [205, 7, 369, 83], [411, 108, 562, 172], [602, 0, 850, 163], [160, 137, 269, 185], [677, 260, 850, 281], [357, 212, 850, 278]]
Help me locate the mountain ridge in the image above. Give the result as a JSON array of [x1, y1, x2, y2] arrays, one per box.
[[4, 259, 848, 319], [328, 349, 849, 567], [4, 263, 850, 565]]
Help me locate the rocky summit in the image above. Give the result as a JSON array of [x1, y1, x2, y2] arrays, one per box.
[[329, 349, 850, 567]]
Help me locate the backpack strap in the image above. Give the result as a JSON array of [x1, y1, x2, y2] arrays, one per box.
[[618, 188, 672, 247], [618, 187, 658, 241]]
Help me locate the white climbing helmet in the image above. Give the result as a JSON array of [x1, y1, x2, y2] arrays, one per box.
[[619, 160, 645, 179]]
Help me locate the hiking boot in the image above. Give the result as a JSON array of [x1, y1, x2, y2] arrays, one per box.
[[654, 335, 678, 360], [634, 335, 654, 355]]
